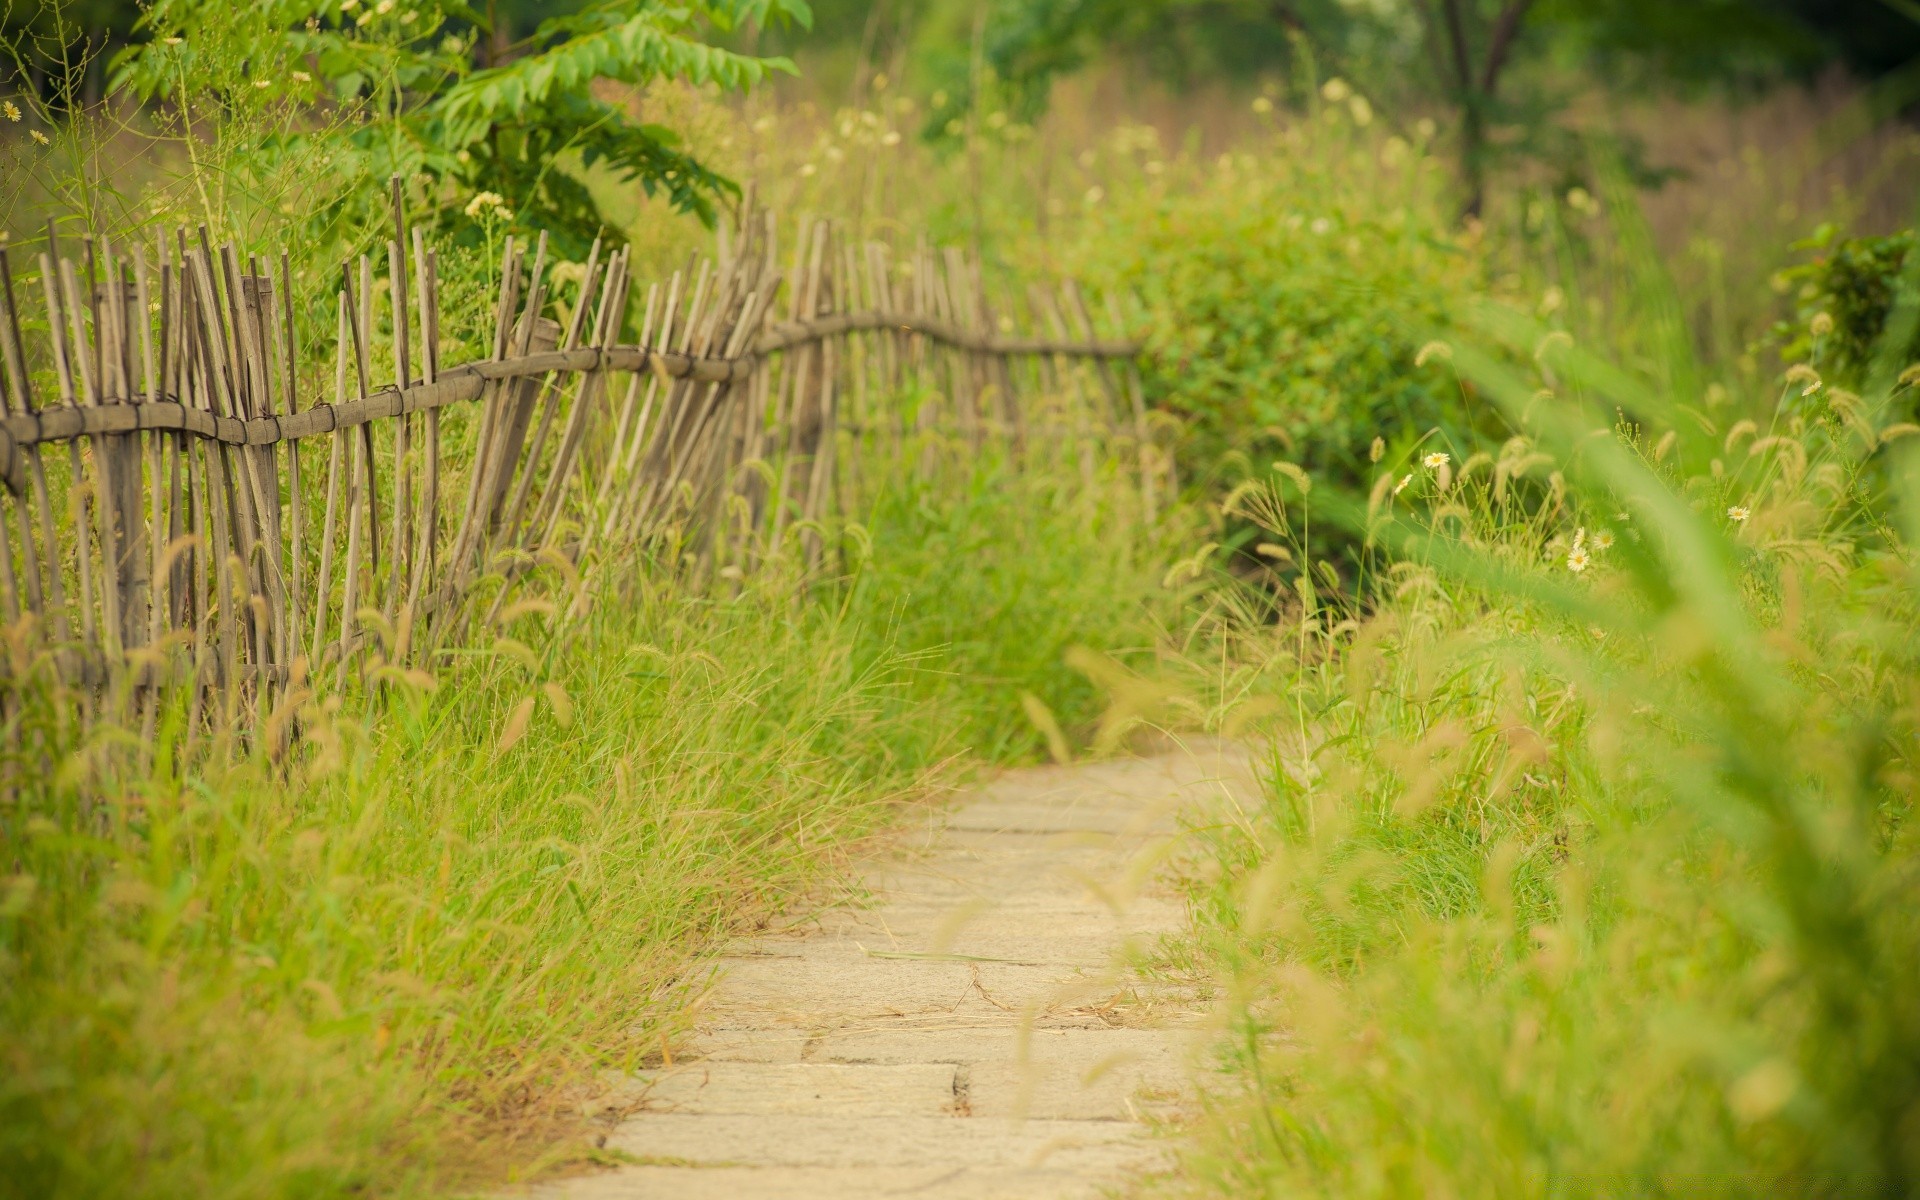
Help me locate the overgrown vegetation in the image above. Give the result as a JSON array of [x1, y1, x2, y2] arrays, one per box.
[[6, 1, 1920, 1197], [1129, 173, 1920, 1197], [1, 447, 1172, 1199]]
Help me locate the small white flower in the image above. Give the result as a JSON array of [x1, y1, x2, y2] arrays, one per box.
[[291, 70, 312, 82], [1423, 451, 1450, 470], [1393, 474, 1412, 496], [1567, 547, 1591, 573], [253, 78, 272, 89], [1592, 529, 1615, 551], [1727, 505, 1750, 523]]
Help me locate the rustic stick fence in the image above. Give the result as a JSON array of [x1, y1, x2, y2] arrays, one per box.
[[0, 183, 1158, 757]]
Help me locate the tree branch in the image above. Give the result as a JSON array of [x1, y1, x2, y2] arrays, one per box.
[[1437, 0, 1476, 99], [1478, 0, 1537, 96]]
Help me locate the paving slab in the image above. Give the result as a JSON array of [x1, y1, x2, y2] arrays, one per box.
[[604, 1112, 1157, 1171], [616, 1062, 960, 1117], [545, 1165, 1124, 1200]]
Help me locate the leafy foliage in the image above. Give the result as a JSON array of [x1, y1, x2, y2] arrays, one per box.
[[113, 0, 812, 255], [1773, 225, 1919, 387]]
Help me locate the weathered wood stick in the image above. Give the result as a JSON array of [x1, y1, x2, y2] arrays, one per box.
[[312, 294, 349, 669]]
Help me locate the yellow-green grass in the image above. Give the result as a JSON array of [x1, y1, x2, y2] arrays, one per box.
[[0, 444, 1176, 1200], [1143, 293, 1920, 1194]]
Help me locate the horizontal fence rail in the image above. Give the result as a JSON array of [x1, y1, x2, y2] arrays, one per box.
[[0, 313, 1139, 462], [0, 181, 1162, 760]]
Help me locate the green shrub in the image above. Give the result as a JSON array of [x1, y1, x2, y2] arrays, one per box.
[[1079, 117, 1489, 501]]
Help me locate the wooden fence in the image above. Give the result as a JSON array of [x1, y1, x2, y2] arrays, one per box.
[[0, 182, 1155, 750]]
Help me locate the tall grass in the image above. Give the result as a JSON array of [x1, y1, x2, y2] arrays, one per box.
[[0, 441, 1175, 1200], [1148, 238, 1920, 1192]]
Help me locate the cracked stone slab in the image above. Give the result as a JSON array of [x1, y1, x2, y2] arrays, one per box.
[[537, 1165, 1130, 1200], [604, 1112, 1161, 1171], [613, 1062, 960, 1117]]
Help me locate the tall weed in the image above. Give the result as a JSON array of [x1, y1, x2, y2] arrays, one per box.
[[1159, 258, 1920, 1193]]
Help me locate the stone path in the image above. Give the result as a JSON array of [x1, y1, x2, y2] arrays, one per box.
[[536, 742, 1252, 1200]]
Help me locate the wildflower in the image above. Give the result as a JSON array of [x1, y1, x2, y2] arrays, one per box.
[[292, 70, 311, 82], [254, 78, 272, 89], [30, 129, 49, 146], [1309, 216, 1331, 234], [463, 191, 511, 222], [1572, 526, 1587, 550], [1251, 96, 1272, 114], [1727, 505, 1750, 523], [881, 130, 900, 146], [341, 0, 357, 8], [1592, 529, 1615, 551], [376, 0, 394, 12], [1393, 474, 1412, 496], [1567, 547, 1591, 573], [163, 35, 184, 44], [1423, 451, 1450, 470], [1810, 312, 1834, 337], [1320, 78, 1352, 103], [2, 101, 19, 122]]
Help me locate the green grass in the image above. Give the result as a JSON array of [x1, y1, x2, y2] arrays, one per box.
[[1145, 290, 1920, 1195], [0, 446, 1174, 1200]]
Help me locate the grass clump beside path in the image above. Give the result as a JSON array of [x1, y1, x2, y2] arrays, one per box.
[[0, 450, 1173, 1200], [1153, 307, 1920, 1194]]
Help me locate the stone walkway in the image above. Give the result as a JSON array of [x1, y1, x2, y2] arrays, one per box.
[[535, 742, 1252, 1200]]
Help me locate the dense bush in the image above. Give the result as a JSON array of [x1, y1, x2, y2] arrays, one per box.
[[1079, 112, 1490, 503]]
